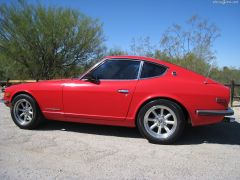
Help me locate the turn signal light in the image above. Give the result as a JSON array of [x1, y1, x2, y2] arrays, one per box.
[[4, 92, 11, 98]]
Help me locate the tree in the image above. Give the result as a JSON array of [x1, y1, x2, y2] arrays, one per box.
[[130, 37, 155, 57], [0, 0, 105, 79], [160, 15, 220, 63], [107, 47, 127, 56], [0, 54, 29, 80]]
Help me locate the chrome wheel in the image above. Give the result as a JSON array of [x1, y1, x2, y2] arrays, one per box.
[[13, 99, 34, 126], [143, 105, 177, 139]]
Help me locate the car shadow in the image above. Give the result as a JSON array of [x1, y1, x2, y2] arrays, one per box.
[[177, 121, 240, 145], [38, 121, 142, 139], [37, 120, 240, 145]]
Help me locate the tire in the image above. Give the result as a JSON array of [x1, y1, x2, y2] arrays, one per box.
[[11, 94, 43, 129], [137, 99, 186, 144]]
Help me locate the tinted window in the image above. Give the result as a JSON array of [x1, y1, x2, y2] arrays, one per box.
[[90, 60, 140, 80], [140, 62, 167, 79]]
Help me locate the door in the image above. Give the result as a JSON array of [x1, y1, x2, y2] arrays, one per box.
[[63, 59, 141, 121]]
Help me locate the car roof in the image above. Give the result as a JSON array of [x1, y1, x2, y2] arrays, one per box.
[[105, 55, 173, 67]]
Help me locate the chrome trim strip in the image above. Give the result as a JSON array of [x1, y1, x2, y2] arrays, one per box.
[[80, 59, 106, 79], [196, 108, 234, 116], [45, 108, 61, 111], [137, 61, 144, 80]]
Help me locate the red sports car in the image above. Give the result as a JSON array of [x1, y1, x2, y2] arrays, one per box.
[[3, 56, 234, 144]]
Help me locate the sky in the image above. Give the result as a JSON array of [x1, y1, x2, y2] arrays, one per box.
[[2, 0, 240, 68]]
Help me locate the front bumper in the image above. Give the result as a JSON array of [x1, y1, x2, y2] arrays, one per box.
[[196, 108, 234, 116], [4, 100, 11, 107]]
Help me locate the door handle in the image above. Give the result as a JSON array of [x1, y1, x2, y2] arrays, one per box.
[[118, 89, 129, 94]]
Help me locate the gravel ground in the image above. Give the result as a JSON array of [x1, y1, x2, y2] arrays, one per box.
[[0, 93, 240, 180]]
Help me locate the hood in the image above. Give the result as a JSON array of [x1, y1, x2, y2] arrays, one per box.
[[5, 79, 72, 92]]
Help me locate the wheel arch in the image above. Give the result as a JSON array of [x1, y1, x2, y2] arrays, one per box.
[[135, 96, 192, 126], [11, 91, 35, 102], [11, 91, 43, 113]]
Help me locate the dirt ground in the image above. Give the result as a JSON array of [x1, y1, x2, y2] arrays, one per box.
[[0, 93, 240, 180]]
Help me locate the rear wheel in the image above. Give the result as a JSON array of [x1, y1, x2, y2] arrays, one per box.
[[137, 99, 186, 144], [11, 94, 43, 129]]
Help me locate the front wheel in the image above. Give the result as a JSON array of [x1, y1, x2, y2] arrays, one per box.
[[137, 99, 186, 144], [11, 94, 43, 129]]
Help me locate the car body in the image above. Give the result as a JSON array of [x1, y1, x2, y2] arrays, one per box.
[[3, 56, 234, 144]]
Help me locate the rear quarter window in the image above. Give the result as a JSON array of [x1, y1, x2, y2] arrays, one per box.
[[140, 61, 167, 79]]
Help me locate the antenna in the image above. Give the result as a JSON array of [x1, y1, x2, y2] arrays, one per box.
[[204, 61, 213, 84]]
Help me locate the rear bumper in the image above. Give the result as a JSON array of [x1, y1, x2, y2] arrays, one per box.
[[196, 108, 234, 116]]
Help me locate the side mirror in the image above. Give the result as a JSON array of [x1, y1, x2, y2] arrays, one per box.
[[85, 74, 100, 84]]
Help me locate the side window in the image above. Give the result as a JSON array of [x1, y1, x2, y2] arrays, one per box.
[[90, 60, 140, 80], [140, 62, 167, 79]]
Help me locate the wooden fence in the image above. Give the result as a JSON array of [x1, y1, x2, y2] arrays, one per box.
[[1, 79, 240, 107], [225, 80, 240, 107]]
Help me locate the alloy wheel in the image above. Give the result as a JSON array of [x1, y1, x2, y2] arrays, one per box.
[[13, 99, 34, 126], [143, 105, 177, 139]]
